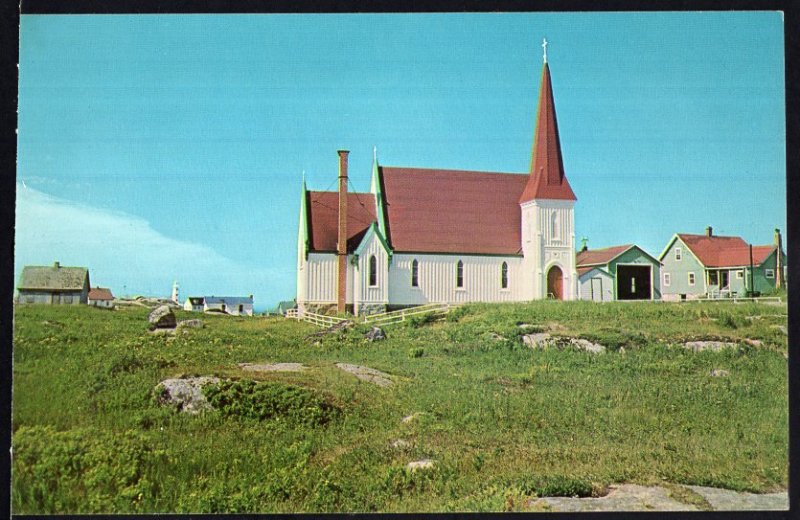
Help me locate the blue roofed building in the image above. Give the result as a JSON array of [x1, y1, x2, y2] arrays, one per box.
[[183, 295, 254, 316]]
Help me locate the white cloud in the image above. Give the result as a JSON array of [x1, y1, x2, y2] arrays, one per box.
[[14, 184, 288, 308]]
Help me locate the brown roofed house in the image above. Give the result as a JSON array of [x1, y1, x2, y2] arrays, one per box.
[[658, 227, 786, 300], [88, 287, 115, 309]]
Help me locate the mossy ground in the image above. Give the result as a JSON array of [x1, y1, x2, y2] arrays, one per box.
[[11, 300, 788, 513]]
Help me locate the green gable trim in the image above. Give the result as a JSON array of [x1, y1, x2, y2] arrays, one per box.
[[298, 179, 310, 260], [352, 223, 393, 266], [370, 159, 388, 238]]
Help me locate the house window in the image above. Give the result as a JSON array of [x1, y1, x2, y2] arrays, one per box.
[[708, 271, 718, 286], [688, 272, 696, 286], [501, 262, 508, 289], [369, 255, 378, 286], [456, 260, 464, 288], [736, 270, 744, 279], [663, 273, 671, 286], [411, 259, 419, 287], [765, 269, 775, 279], [675, 247, 682, 261]]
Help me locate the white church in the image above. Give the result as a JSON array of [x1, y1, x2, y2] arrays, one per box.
[[297, 46, 578, 315]]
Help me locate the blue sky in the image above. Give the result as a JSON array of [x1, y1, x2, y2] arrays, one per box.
[[16, 12, 785, 310]]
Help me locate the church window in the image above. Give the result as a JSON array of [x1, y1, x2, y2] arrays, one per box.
[[369, 255, 378, 286], [551, 212, 560, 240], [456, 260, 464, 288], [501, 262, 508, 289], [411, 259, 419, 287]]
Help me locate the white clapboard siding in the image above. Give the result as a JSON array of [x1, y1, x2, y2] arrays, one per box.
[[354, 233, 389, 305], [388, 254, 523, 305]]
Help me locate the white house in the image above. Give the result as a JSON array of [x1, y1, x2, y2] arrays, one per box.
[[297, 51, 579, 315], [88, 287, 115, 308], [184, 295, 254, 316]]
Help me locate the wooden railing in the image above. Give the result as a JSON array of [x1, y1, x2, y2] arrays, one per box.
[[362, 302, 452, 326], [285, 308, 349, 328], [286, 302, 453, 328]]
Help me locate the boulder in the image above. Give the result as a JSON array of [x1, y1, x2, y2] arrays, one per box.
[[365, 326, 386, 342], [148, 305, 177, 329], [177, 319, 204, 329], [156, 376, 220, 414], [710, 369, 730, 377]]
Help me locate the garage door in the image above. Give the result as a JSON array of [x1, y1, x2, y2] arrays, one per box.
[[616, 265, 652, 300]]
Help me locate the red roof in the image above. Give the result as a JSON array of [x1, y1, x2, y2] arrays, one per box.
[[519, 63, 577, 203], [577, 266, 607, 276], [307, 191, 376, 252], [381, 167, 528, 255], [678, 234, 776, 267], [88, 287, 114, 300], [576, 245, 633, 267]]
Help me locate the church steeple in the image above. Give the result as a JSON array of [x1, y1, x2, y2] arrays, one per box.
[[519, 47, 576, 204]]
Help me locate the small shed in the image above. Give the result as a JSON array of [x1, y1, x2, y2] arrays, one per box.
[[17, 261, 90, 305], [576, 245, 662, 301], [577, 266, 614, 302], [88, 287, 115, 308]]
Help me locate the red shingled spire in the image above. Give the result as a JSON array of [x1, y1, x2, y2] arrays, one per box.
[[519, 62, 577, 203]]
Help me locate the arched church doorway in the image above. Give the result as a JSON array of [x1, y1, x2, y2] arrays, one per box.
[[547, 265, 563, 300]]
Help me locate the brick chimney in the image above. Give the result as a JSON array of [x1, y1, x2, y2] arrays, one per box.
[[774, 228, 783, 289], [337, 150, 349, 313], [705, 226, 713, 237]]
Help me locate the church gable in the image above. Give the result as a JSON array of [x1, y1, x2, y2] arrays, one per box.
[[306, 191, 376, 253]]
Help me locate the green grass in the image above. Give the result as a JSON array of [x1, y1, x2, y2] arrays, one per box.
[[11, 301, 788, 513]]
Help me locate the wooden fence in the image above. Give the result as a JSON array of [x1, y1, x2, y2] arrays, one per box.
[[286, 302, 453, 328]]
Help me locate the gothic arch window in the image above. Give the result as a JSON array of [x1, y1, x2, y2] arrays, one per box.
[[411, 259, 419, 287], [369, 255, 377, 287], [501, 262, 508, 289], [551, 212, 560, 240], [456, 260, 464, 288]]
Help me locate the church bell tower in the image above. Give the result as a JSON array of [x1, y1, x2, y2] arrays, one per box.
[[519, 39, 578, 300]]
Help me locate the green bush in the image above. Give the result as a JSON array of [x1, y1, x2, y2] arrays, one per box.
[[408, 347, 424, 358], [518, 474, 594, 498], [202, 379, 337, 426], [407, 313, 436, 328], [12, 425, 165, 514]]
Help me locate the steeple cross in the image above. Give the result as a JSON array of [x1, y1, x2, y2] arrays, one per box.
[[542, 38, 548, 63]]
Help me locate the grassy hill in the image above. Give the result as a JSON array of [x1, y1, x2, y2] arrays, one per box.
[[11, 300, 788, 513]]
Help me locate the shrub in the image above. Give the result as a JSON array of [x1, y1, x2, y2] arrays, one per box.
[[518, 474, 594, 498], [408, 347, 424, 358], [202, 379, 337, 426], [407, 313, 436, 328], [12, 425, 165, 514]]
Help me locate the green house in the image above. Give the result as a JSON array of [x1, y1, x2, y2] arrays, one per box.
[[658, 228, 786, 300], [576, 244, 662, 301]]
